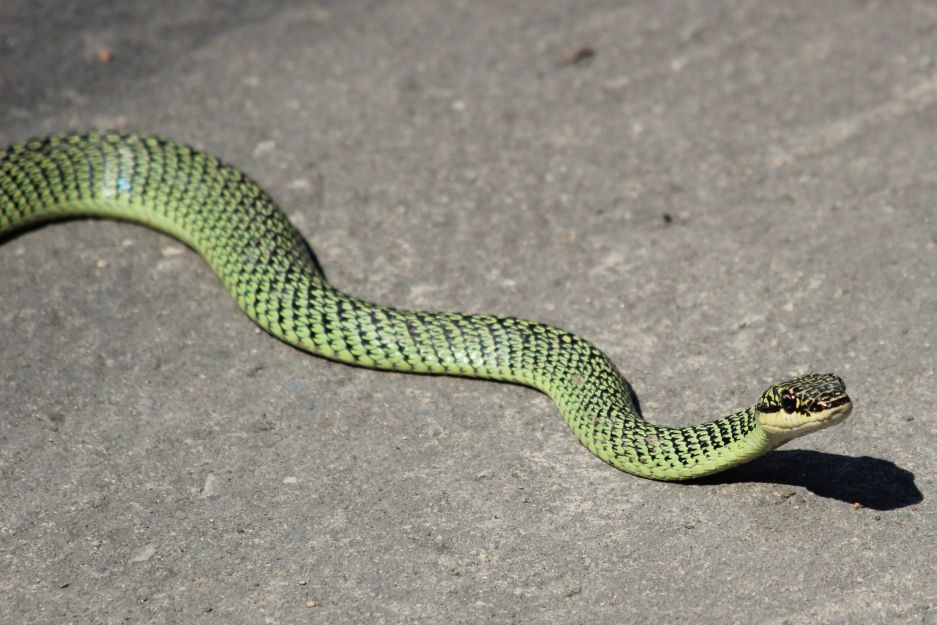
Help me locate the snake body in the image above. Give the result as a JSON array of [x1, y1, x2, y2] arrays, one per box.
[[0, 132, 852, 480]]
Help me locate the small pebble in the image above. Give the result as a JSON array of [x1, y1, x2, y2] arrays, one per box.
[[201, 473, 219, 497], [253, 140, 276, 157], [131, 545, 155, 562], [562, 46, 596, 65], [305, 600, 317, 608]]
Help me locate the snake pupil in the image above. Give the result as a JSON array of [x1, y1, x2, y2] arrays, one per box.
[[780, 392, 798, 413]]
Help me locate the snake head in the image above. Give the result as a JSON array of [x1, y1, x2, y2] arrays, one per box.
[[754, 373, 852, 442]]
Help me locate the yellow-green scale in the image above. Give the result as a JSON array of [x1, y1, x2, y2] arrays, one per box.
[[0, 131, 785, 481]]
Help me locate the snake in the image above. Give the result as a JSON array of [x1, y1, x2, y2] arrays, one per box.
[[0, 131, 853, 480]]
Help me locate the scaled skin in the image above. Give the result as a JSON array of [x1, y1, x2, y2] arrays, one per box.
[[0, 132, 853, 480]]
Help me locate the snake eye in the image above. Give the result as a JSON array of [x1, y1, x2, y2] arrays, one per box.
[[780, 392, 798, 413]]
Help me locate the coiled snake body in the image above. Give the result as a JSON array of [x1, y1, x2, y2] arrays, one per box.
[[0, 132, 852, 480]]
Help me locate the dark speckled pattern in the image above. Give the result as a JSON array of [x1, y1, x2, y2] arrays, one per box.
[[0, 132, 848, 479]]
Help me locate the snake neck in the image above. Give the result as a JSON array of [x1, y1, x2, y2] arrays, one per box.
[[532, 344, 777, 480], [572, 402, 777, 481]]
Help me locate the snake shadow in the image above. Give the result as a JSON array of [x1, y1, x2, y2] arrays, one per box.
[[690, 450, 922, 510]]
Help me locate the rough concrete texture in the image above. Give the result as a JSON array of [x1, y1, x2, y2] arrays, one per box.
[[1, 1, 935, 623]]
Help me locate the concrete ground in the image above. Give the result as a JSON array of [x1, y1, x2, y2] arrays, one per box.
[[1, 1, 934, 623]]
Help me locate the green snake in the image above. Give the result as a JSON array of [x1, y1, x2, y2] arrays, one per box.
[[0, 131, 853, 480]]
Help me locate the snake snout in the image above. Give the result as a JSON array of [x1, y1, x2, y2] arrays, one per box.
[[755, 373, 852, 441]]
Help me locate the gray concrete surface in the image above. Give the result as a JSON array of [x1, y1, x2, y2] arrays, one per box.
[[1, 1, 934, 623]]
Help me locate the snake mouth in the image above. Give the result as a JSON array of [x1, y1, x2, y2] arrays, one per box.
[[759, 397, 852, 441], [820, 399, 853, 425], [813, 396, 852, 412]]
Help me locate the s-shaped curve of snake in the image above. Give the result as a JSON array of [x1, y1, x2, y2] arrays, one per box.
[[0, 132, 852, 480]]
